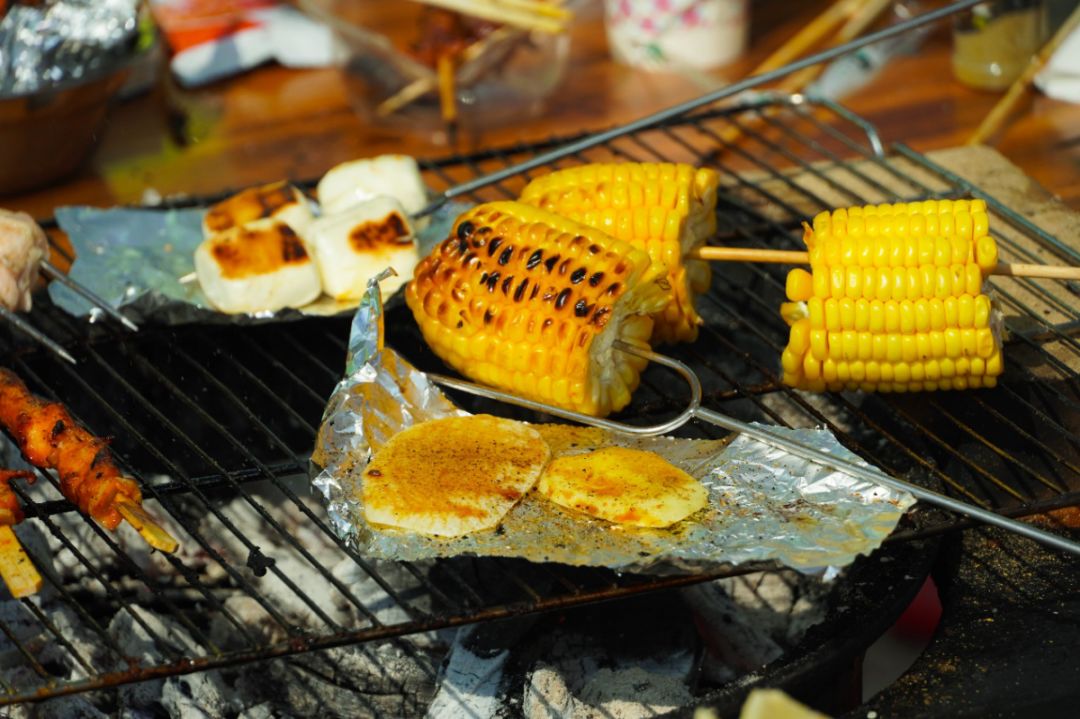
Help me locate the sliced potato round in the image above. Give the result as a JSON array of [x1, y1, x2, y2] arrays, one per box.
[[362, 415, 550, 537], [537, 446, 707, 528]]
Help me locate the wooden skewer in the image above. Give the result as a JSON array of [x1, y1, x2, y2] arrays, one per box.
[[409, 0, 567, 34], [690, 246, 1080, 280], [0, 526, 42, 599], [967, 3, 1080, 145], [116, 501, 179, 554], [437, 53, 459, 144]]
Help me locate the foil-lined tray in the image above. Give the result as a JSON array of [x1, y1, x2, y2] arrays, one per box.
[[310, 278, 915, 575], [47, 202, 462, 326]]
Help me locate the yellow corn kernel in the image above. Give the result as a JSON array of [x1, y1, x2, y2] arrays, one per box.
[[930, 331, 945, 358], [924, 380, 939, 392], [974, 294, 991, 327], [880, 362, 895, 382], [858, 234, 876, 265], [780, 301, 807, 326], [843, 330, 859, 360], [939, 212, 955, 238], [858, 331, 873, 360], [916, 332, 931, 360], [976, 236, 998, 272], [949, 265, 966, 296], [866, 360, 881, 383], [905, 267, 921, 301], [894, 361, 912, 383], [972, 209, 988, 238], [930, 298, 946, 331], [885, 301, 901, 332], [953, 376, 968, 390], [839, 297, 855, 329], [911, 361, 926, 382], [811, 329, 829, 361], [970, 356, 986, 376], [915, 299, 931, 332], [782, 370, 802, 387], [965, 263, 982, 296], [849, 360, 866, 382], [824, 297, 840, 330], [786, 268, 814, 301], [854, 298, 870, 331], [899, 301, 915, 334], [956, 357, 971, 377], [919, 266, 935, 298], [822, 358, 838, 382], [869, 300, 885, 332], [788, 319, 811, 356], [873, 237, 890, 267], [845, 266, 863, 299], [955, 212, 973, 244], [944, 328, 962, 358], [808, 296, 825, 329], [976, 328, 996, 358], [836, 361, 851, 383], [940, 357, 956, 378], [918, 236, 935, 266], [828, 330, 844, 360], [803, 353, 822, 380], [924, 358, 941, 381], [888, 235, 905, 267], [781, 347, 803, 374], [886, 334, 903, 362], [935, 267, 952, 298], [961, 328, 977, 357], [872, 333, 888, 361], [935, 237, 952, 266], [957, 294, 974, 328], [831, 266, 846, 297], [813, 266, 832, 298], [944, 296, 959, 327], [874, 267, 892, 301], [902, 335, 918, 363]]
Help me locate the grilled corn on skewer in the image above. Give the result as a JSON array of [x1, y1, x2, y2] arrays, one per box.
[[781, 200, 1004, 392], [406, 201, 669, 417], [519, 162, 719, 344]]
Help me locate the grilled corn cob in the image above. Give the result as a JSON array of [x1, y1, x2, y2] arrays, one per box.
[[519, 162, 720, 344], [406, 201, 669, 417], [780, 200, 1004, 392]]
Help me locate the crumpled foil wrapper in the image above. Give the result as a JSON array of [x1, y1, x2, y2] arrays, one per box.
[[311, 279, 915, 575], [0, 0, 139, 95], [47, 202, 462, 326]]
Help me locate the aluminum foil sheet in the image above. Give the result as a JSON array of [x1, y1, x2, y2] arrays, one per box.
[[47, 202, 462, 326], [0, 0, 139, 95], [311, 278, 916, 575]]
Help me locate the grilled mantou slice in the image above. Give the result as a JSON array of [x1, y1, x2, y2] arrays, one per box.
[[362, 415, 550, 538], [537, 446, 708, 528]]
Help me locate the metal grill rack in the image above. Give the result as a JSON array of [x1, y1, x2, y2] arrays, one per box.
[[0, 95, 1077, 708]]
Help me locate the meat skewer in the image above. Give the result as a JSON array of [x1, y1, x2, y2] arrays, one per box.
[[0, 368, 178, 553], [0, 470, 43, 598]]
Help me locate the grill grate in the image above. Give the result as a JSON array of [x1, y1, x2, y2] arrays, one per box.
[[0, 96, 1077, 706]]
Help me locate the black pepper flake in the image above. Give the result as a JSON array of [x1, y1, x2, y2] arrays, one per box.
[[569, 268, 586, 284], [498, 247, 514, 266], [457, 221, 475, 240], [555, 288, 572, 310], [514, 279, 529, 302], [526, 249, 543, 269], [486, 271, 501, 292], [479, 272, 489, 285], [588, 271, 604, 287], [487, 237, 503, 256], [574, 299, 591, 317], [544, 255, 560, 272], [588, 243, 602, 254]]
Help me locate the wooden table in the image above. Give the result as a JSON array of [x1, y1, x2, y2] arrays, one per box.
[[5, 0, 1080, 218]]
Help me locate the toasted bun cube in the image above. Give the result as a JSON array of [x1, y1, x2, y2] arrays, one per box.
[[307, 197, 419, 300], [195, 219, 322, 314], [202, 182, 313, 239], [317, 155, 428, 216]]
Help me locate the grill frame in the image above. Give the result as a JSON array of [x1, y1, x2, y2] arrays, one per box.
[[0, 94, 1076, 707]]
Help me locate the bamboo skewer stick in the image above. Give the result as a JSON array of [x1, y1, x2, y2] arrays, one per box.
[[690, 245, 1080, 280], [0, 306, 76, 365], [117, 501, 179, 554], [437, 53, 459, 144], [0, 526, 42, 599], [409, 0, 567, 34], [967, 3, 1080, 145]]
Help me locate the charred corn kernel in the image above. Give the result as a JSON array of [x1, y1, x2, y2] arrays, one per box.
[[976, 236, 998, 272], [803, 353, 822, 380], [810, 329, 829, 361], [407, 201, 669, 417], [786, 268, 814, 301], [788, 319, 811, 355], [808, 297, 825, 329], [519, 162, 720, 344], [780, 301, 807, 325], [973, 294, 991, 327]]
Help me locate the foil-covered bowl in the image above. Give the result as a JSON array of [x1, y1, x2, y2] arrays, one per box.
[[0, 0, 145, 195]]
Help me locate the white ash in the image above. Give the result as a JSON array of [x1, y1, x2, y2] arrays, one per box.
[[525, 665, 694, 719]]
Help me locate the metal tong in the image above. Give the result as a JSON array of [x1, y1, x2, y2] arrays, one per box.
[[2, 260, 138, 364], [414, 0, 1080, 556]]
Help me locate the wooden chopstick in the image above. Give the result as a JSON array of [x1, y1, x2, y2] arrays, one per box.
[[690, 246, 1080, 280], [967, 3, 1080, 145], [437, 53, 459, 143], [409, 0, 568, 34]]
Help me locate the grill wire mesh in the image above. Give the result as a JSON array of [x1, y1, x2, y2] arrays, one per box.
[[0, 96, 1076, 707]]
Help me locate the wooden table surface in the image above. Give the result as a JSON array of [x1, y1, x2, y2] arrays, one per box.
[[5, 0, 1080, 218]]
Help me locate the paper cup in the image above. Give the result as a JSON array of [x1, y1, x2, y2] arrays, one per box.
[[604, 0, 749, 71]]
